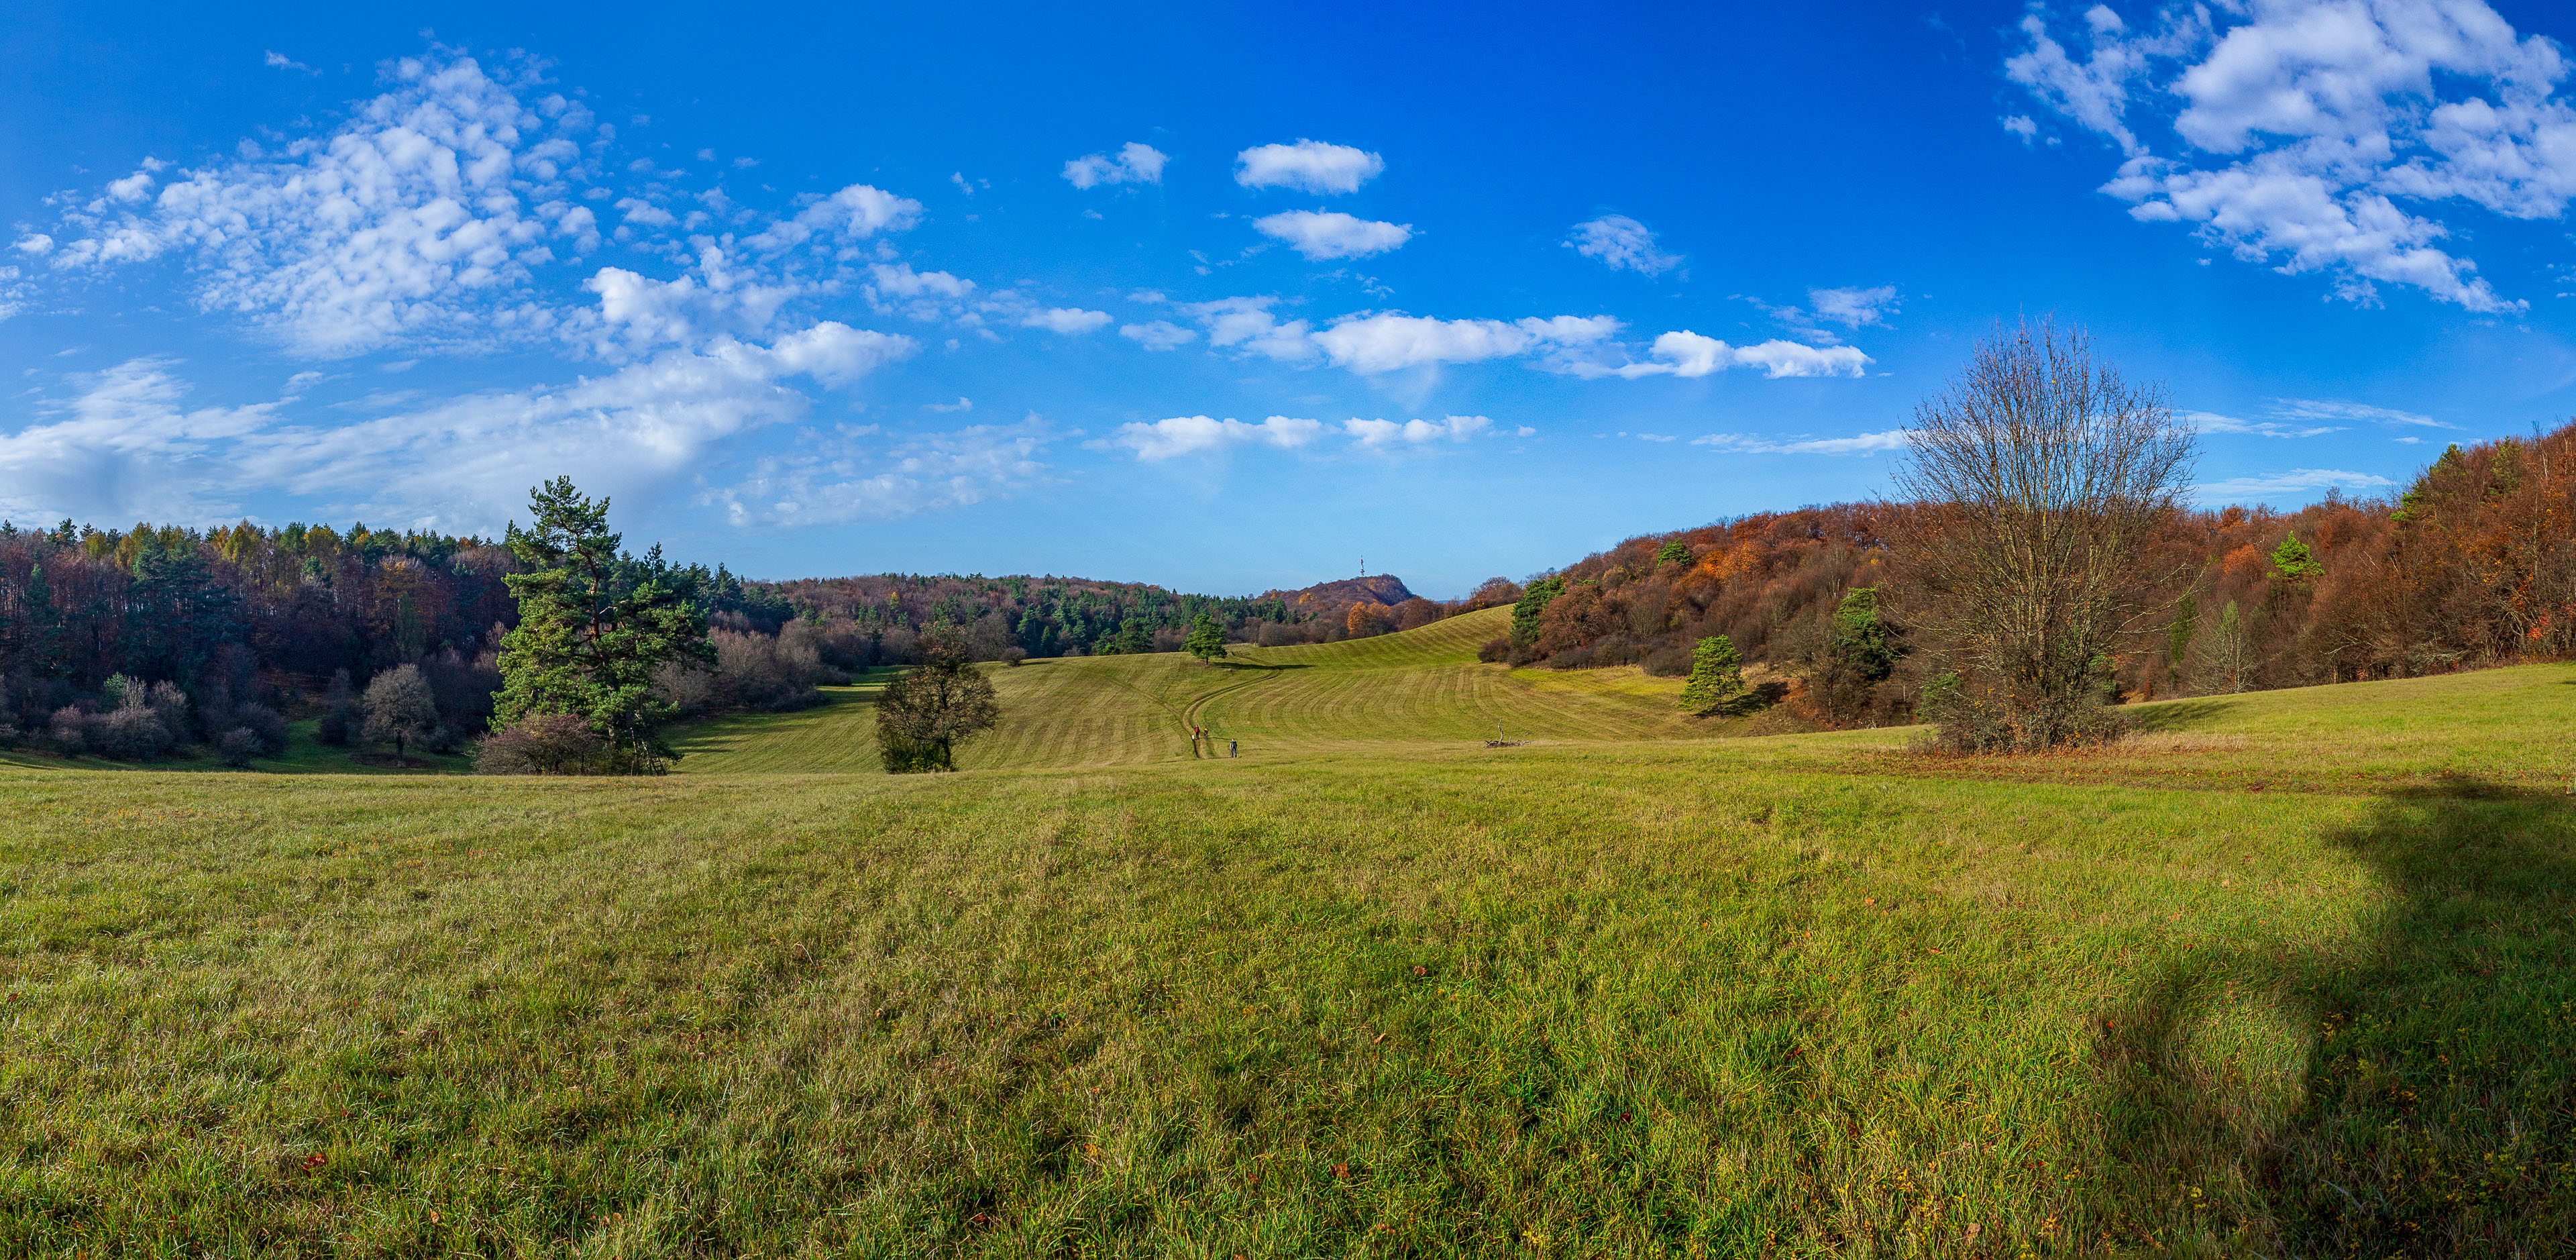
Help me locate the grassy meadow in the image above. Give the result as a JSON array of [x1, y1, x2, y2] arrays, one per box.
[[4, 614, 2576, 1255]]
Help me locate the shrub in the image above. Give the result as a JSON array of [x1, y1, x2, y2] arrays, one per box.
[[46, 706, 88, 755], [230, 703, 289, 755], [1477, 635, 1510, 664], [101, 703, 176, 760], [363, 664, 439, 757], [316, 670, 358, 746], [1002, 647, 1028, 667], [217, 727, 262, 767], [475, 714, 608, 775]]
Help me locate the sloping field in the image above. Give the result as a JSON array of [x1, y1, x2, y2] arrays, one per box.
[[9, 661, 2576, 1253], [669, 607, 1703, 774]]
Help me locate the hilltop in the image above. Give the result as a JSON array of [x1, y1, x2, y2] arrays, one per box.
[[1265, 573, 1417, 609]]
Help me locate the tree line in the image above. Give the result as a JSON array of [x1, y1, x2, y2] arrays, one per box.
[[1501, 321, 2576, 749]]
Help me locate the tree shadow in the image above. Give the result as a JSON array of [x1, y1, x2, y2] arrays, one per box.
[[1212, 660, 1310, 672], [2097, 780, 2576, 1254], [2121, 697, 2241, 734]]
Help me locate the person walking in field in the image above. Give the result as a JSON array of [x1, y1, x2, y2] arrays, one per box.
[[1229, 738, 1237, 757]]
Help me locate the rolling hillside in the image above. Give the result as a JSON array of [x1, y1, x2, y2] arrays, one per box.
[[666, 607, 1706, 774]]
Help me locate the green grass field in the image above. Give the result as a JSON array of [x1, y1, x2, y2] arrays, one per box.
[[5, 623, 2575, 1255]]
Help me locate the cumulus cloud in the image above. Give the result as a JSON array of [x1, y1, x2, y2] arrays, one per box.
[[741, 182, 922, 252], [1110, 414, 1327, 460], [2007, 0, 2573, 311], [1578, 329, 1872, 379], [1020, 306, 1114, 334], [1234, 140, 1384, 193], [1120, 319, 1197, 350], [2193, 466, 2402, 503], [1251, 209, 1412, 259], [1691, 429, 1909, 455], [1310, 313, 1619, 374], [1567, 215, 1680, 275], [2002, 113, 2041, 142], [1179, 296, 1319, 362], [33, 53, 613, 358], [1063, 142, 1168, 189], [1344, 415, 1491, 448]]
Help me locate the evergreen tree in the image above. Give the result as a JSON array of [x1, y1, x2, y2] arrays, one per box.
[[875, 631, 1001, 772], [491, 478, 714, 774], [1827, 587, 1897, 681], [1509, 576, 1566, 645], [1678, 635, 1746, 715], [1654, 539, 1690, 568], [2167, 593, 2198, 690], [1184, 612, 1228, 664], [2268, 536, 2323, 583]]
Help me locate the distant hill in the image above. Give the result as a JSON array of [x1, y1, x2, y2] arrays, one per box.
[[1266, 574, 1417, 611]]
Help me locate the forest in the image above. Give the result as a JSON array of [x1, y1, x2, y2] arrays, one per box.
[[0, 419, 2567, 762], [1493, 422, 2576, 729]]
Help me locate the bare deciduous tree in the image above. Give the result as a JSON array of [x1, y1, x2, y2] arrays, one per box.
[[1892, 319, 2195, 750]]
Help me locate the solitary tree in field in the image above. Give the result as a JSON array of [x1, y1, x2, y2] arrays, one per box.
[[1185, 613, 1228, 664], [1892, 320, 2194, 750], [875, 630, 1001, 772], [1678, 635, 1746, 714], [492, 477, 714, 774], [362, 664, 439, 759]]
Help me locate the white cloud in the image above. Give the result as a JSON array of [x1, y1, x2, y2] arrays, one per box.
[[2002, 113, 2041, 142], [1181, 296, 1318, 362], [1234, 140, 1383, 193], [1120, 319, 1196, 350], [1063, 142, 1168, 189], [1020, 306, 1114, 334], [2182, 409, 2345, 438], [924, 397, 971, 413], [1310, 313, 1618, 373], [1251, 210, 1412, 259], [1807, 285, 1900, 327], [2269, 397, 2453, 427], [1691, 429, 1910, 455], [1580, 329, 1872, 379], [2, 322, 914, 531], [12, 235, 52, 256], [2008, 0, 2572, 312], [741, 182, 922, 252], [1567, 215, 1680, 275], [34, 54, 614, 358], [615, 197, 677, 228], [1344, 415, 1491, 448], [264, 50, 317, 74], [718, 418, 1052, 526], [2192, 467, 2401, 503], [1112, 414, 1326, 460], [572, 248, 804, 359], [0, 358, 280, 523]]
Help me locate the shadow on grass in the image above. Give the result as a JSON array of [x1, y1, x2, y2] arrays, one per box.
[[2100, 779, 2576, 1254], [2122, 697, 2241, 734], [1212, 660, 1311, 672]]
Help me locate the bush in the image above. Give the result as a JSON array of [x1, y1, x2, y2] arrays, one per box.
[[230, 703, 289, 755], [317, 669, 358, 746], [101, 703, 176, 760], [1918, 670, 2121, 753], [1477, 635, 1509, 664], [1001, 646, 1028, 667], [474, 714, 608, 775], [46, 706, 88, 755], [217, 727, 262, 767]]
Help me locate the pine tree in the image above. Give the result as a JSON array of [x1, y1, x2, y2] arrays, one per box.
[[1678, 635, 1746, 715], [491, 478, 713, 774], [1654, 539, 1690, 568], [1185, 613, 1228, 663]]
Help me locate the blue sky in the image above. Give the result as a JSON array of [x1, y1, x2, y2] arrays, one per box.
[[6, 1, 2575, 596]]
